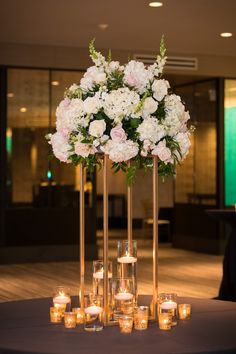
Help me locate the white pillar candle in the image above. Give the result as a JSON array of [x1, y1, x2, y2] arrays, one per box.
[[84, 305, 103, 315], [117, 256, 137, 264], [114, 292, 133, 301]]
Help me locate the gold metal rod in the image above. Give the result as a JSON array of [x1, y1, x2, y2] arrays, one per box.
[[127, 160, 133, 245], [103, 155, 109, 325], [152, 156, 159, 320], [79, 165, 85, 309]]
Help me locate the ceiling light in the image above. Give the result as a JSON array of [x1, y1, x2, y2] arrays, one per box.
[[98, 23, 109, 30], [7, 92, 14, 98], [220, 32, 233, 38], [149, 2, 163, 7], [51, 81, 60, 86], [20, 107, 27, 113]]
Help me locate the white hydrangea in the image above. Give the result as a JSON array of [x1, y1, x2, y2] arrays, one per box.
[[80, 66, 107, 91], [50, 132, 71, 163], [174, 132, 191, 160], [164, 94, 185, 116], [68, 83, 80, 92], [56, 98, 85, 133], [106, 61, 124, 75], [124, 60, 153, 94], [163, 94, 188, 136], [103, 139, 139, 162], [152, 79, 170, 101], [137, 116, 165, 144], [102, 87, 140, 123]]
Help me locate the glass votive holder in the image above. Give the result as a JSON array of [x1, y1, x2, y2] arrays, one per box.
[[158, 293, 178, 326], [53, 286, 71, 313], [134, 306, 149, 330], [84, 294, 103, 332], [64, 312, 77, 328], [119, 315, 133, 334], [50, 307, 62, 323], [178, 304, 191, 320], [158, 313, 172, 330], [72, 307, 85, 324], [112, 278, 135, 319], [117, 240, 137, 263]]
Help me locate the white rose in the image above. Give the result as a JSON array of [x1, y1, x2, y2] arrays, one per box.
[[89, 119, 106, 138], [142, 97, 158, 118], [83, 96, 102, 114], [152, 79, 170, 101]]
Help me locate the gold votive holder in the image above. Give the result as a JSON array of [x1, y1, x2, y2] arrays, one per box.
[[178, 304, 191, 320], [64, 312, 77, 328], [72, 307, 85, 324], [134, 306, 149, 330], [158, 293, 178, 326], [118, 315, 133, 334], [158, 313, 172, 331], [50, 307, 62, 323]]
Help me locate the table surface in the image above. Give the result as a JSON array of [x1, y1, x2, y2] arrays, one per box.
[[0, 296, 236, 354]]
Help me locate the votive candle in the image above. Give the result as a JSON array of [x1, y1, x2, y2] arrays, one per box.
[[178, 304, 191, 320], [64, 312, 77, 328], [72, 307, 85, 324], [119, 315, 133, 334], [50, 307, 62, 323], [134, 306, 149, 330], [158, 313, 172, 330]]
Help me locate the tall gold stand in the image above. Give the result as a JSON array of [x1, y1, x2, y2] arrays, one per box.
[[127, 161, 133, 244], [103, 155, 109, 325], [79, 165, 85, 310], [79, 155, 159, 324], [152, 156, 159, 319]]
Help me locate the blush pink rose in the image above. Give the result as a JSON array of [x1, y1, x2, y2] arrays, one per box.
[[74, 141, 96, 158], [152, 140, 172, 163], [110, 125, 127, 142]]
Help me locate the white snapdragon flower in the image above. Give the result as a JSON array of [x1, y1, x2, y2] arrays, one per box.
[[56, 98, 85, 133], [83, 95, 102, 115], [80, 66, 107, 91], [124, 60, 153, 94], [152, 79, 170, 101], [152, 140, 173, 164], [102, 88, 140, 122], [103, 139, 139, 162], [89, 119, 106, 138], [163, 94, 188, 136], [69, 83, 80, 92], [50, 132, 71, 163], [137, 117, 165, 144], [142, 97, 158, 118]]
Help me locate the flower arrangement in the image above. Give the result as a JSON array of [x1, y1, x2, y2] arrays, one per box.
[[48, 37, 192, 183]]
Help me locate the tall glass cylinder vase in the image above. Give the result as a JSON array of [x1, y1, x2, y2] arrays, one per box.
[[93, 260, 113, 320], [112, 278, 135, 320], [117, 240, 137, 301]]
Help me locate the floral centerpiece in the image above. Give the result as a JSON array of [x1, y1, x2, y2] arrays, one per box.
[[48, 37, 192, 183]]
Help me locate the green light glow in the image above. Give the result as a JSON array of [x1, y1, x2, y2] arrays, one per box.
[[47, 170, 52, 180], [225, 107, 236, 206]]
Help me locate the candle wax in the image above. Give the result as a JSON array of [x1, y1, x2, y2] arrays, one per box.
[[160, 301, 177, 310], [53, 295, 70, 304], [118, 256, 137, 264], [114, 292, 133, 301], [93, 271, 112, 279], [85, 305, 103, 315]]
